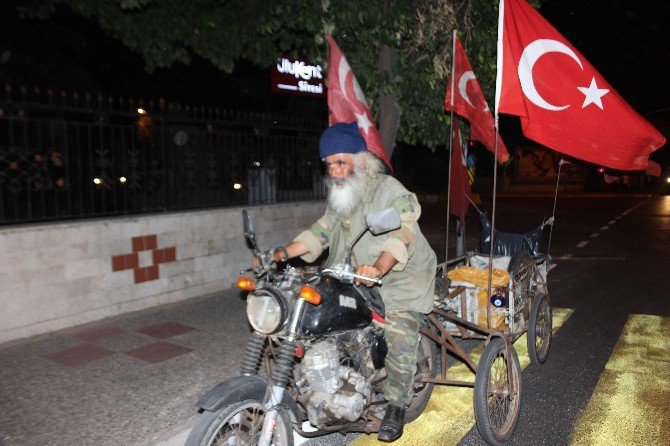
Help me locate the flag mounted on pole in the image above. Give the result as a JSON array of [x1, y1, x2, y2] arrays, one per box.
[[445, 36, 510, 163], [645, 160, 661, 177], [495, 0, 666, 170], [326, 35, 393, 172], [449, 115, 471, 221]]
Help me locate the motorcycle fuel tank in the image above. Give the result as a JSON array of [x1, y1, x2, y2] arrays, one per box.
[[298, 277, 373, 337]]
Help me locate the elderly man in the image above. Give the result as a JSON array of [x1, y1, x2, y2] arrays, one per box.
[[268, 122, 436, 442]]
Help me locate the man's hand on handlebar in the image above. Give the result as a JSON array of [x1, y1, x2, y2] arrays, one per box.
[[252, 246, 289, 269], [354, 252, 398, 287], [355, 264, 382, 287]]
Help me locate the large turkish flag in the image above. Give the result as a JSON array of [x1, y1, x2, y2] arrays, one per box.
[[326, 35, 393, 171], [445, 36, 510, 163], [495, 0, 665, 170]]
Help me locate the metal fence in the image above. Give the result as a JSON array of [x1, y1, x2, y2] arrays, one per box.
[[0, 85, 327, 226]]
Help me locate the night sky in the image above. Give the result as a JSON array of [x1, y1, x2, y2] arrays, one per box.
[[1, 1, 667, 112], [540, 0, 669, 115], [0, 1, 667, 129]]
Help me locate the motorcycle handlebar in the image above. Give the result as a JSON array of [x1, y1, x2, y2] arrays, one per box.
[[350, 272, 383, 286], [320, 268, 382, 286]]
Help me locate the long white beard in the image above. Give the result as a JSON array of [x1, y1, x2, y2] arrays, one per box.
[[327, 171, 366, 216]]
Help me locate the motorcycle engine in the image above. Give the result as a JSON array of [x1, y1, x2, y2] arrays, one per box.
[[296, 337, 374, 426]]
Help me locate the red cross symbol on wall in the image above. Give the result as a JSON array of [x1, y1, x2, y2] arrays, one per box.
[[112, 234, 177, 283]]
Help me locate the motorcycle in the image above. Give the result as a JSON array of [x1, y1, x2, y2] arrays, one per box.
[[186, 207, 438, 446]]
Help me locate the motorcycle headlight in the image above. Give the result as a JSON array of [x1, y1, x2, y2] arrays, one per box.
[[246, 288, 288, 334]]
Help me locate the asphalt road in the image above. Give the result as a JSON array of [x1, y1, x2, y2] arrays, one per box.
[[495, 194, 669, 446]]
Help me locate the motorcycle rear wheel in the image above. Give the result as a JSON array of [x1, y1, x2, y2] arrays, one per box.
[[186, 398, 293, 446]]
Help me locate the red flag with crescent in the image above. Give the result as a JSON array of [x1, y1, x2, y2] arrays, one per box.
[[449, 115, 471, 220], [445, 36, 510, 163], [326, 35, 393, 172], [495, 0, 666, 170]]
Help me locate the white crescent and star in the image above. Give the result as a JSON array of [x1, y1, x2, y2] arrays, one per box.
[[338, 55, 373, 134], [577, 78, 609, 110], [458, 71, 476, 108], [518, 38, 609, 111], [337, 55, 369, 108], [355, 112, 373, 134]]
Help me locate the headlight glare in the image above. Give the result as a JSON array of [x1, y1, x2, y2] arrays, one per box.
[[246, 288, 287, 334]]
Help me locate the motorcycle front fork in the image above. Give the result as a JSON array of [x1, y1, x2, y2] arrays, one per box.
[[258, 385, 286, 446], [258, 298, 306, 446]]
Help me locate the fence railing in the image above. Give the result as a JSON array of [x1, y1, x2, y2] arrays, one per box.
[[0, 85, 327, 225]]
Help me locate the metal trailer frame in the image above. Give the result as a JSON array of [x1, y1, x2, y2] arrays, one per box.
[[415, 252, 553, 445]]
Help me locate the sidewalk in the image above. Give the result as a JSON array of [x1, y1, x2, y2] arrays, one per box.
[[0, 289, 251, 446]]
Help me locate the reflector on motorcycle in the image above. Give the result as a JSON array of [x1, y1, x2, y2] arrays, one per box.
[[237, 276, 255, 291], [299, 285, 321, 305]]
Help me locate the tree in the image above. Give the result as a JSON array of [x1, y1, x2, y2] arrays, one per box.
[[21, 0, 541, 155]]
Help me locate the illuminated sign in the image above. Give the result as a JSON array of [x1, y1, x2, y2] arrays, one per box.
[[271, 57, 325, 98]]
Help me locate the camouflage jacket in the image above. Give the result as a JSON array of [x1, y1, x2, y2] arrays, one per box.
[[294, 174, 436, 313]]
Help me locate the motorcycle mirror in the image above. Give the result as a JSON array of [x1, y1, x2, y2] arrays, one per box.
[[366, 207, 401, 235], [242, 210, 255, 237], [242, 210, 260, 253], [345, 207, 402, 265]]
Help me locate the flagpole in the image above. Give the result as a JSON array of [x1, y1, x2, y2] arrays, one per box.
[[445, 28, 457, 266], [488, 0, 506, 324], [546, 158, 564, 256]]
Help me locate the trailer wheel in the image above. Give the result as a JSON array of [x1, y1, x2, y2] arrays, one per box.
[[527, 293, 552, 365], [474, 338, 522, 446]]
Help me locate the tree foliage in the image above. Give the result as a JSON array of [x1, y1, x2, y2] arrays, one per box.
[[21, 0, 541, 151]]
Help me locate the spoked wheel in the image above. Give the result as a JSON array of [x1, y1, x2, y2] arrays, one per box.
[[474, 338, 522, 446], [527, 293, 552, 365], [186, 399, 293, 446]]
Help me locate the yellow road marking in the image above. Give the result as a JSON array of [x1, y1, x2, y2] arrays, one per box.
[[570, 314, 670, 446], [352, 307, 574, 445]]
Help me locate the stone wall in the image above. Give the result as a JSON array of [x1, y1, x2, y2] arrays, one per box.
[[0, 201, 325, 343]]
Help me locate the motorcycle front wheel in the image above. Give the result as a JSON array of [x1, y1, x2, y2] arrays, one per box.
[[186, 399, 294, 446]]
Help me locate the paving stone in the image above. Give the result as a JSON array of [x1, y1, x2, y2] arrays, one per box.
[[43, 343, 115, 367], [135, 321, 196, 339], [124, 341, 193, 364]]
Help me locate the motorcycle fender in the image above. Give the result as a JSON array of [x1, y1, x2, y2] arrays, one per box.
[[196, 375, 267, 411], [196, 375, 303, 423]]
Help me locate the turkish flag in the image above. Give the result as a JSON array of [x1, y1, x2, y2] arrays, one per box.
[[445, 37, 510, 163], [449, 116, 471, 220], [495, 0, 666, 171], [326, 35, 393, 172], [645, 160, 661, 177]]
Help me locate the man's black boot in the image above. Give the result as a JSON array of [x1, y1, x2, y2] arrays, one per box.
[[378, 403, 405, 442]]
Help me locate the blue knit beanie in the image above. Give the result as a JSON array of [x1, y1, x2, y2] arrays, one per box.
[[319, 122, 367, 159]]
